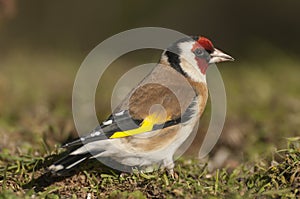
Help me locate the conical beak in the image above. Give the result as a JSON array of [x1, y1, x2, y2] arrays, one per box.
[[209, 48, 234, 64]]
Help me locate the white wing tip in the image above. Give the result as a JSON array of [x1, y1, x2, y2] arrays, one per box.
[[48, 164, 64, 172]]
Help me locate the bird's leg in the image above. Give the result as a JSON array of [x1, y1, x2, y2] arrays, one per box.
[[168, 168, 175, 179], [163, 158, 175, 178]]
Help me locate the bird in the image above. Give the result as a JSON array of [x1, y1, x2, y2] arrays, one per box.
[[48, 36, 234, 176]]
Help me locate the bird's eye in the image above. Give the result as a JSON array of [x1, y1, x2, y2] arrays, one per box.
[[194, 48, 205, 57]]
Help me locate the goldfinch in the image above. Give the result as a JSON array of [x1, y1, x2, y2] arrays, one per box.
[[49, 36, 234, 176]]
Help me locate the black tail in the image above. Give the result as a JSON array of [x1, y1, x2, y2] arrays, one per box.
[[48, 153, 92, 176]]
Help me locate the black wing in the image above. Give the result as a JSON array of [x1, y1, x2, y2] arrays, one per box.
[[62, 99, 197, 149], [62, 110, 142, 148]]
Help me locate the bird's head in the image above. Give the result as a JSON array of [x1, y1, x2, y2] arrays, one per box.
[[161, 36, 234, 82]]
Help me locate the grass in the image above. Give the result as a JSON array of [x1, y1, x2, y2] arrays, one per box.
[[0, 138, 299, 198], [0, 47, 299, 198]]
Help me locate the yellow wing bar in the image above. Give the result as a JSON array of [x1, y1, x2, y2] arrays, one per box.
[[110, 113, 169, 139]]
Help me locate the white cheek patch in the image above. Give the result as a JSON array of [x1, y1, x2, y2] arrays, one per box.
[[178, 42, 206, 83]]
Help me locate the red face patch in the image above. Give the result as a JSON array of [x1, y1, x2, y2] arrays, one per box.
[[197, 37, 214, 53], [195, 58, 208, 75], [190, 36, 214, 75]]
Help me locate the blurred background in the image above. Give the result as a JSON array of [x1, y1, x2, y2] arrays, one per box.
[[0, 0, 299, 170]]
